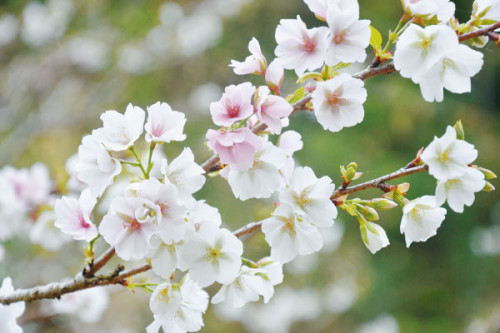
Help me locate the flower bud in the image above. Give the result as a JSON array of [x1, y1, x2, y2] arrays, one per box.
[[355, 204, 379, 221], [453, 120, 465, 140], [476, 166, 497, 180], [367, 198, 398, 210], [483, 181, 495, 192]]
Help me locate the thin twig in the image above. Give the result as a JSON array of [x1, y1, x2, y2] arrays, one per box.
[[459, 21, 500, 42], [82, 247, 116, 278]]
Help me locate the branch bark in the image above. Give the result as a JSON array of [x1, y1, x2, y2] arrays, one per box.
[[459, 21, 500, 42]]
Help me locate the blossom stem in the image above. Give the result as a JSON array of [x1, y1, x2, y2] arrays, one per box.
[[146, 142, 156, 178], [129, 146, 148, 178], [82, 246, 116, 278], [458, 21, 500, 42]]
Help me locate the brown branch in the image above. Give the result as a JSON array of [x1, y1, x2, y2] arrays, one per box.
[[459, 21, 500, 42], [233, 221, 263, 238], [0, 264, 151, 306], [82, 247, 116, 278]]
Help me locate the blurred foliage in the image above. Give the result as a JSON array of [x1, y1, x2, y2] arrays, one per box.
[[0, 0, 499, 332]]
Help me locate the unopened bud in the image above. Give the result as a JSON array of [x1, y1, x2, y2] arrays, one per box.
[[483, 181, 495, 192], [367, 198, 398, 210], [454, 120, 465, 140], [356, 204, 379, 221], [477, 166, 497, 180]]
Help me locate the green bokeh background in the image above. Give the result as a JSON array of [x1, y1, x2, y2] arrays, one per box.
[[0, 0, 498, 332]]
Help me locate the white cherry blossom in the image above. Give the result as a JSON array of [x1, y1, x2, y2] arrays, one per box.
[[180, 223, 243, 287], [277, 130, 303, 182], [436, 167, 485, 213], [150, 235, 187, 279], [403, 0, 455, 22], [264, 60, 284, 94], [400, 195, 447, 247], [99, 196, 157, 260], [311, 73, 367, 132], [145, 101, 187, 143], [361, 222, 390, 254], [75, 134, 122, 197], [230, 37, 267, 75], [325, 7, 371, 66], [30, 210, 72, 251], [54, 189, 98, 242], [415, 44, 483, 102], [185, 200, 222, 228], [274, 15, 329, 76], [223, 141, 287, 200], [0, 277, 25, 333], [161, 148, 206, 205], [211, 266, 275, 308], [304, 0, 359, 21], [147, 276, 209, 333], [474, 0, 500, 21], [262, 203, 323, 263], [279, 166, 337, 227], [421, 126, 478, 180], [93, 103, 145, 151]]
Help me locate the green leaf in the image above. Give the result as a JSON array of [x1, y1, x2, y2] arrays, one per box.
[[369, 25, 383, 51], [287, 87, 305, 104]]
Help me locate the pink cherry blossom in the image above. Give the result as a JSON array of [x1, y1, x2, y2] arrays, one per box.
[[145, 101, 186, 143], [265, 60, 284, 94], [274, 15, 329, 76], [210, 82, 256, 126], [255, 87, 293, 134], [229, 37, 267, 75], [206, 127, 262, 170], [54, 189, 98, 242]]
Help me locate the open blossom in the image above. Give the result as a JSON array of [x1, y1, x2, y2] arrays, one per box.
[[436, 167, 485, 213], [401, 196, 447, 247], [262, 203, 323, 263], [325, 6, 371, 66], [311, 73, 367, 132], [304, 0, 359, 21], [274, 15, 329, 76], [185, 200, 222, 228], [150, 235, 187, 278], [279, 166, 337, 227], [277, 130, 303, 182], [93, 103, 145, 151], [145, 101, 186, 143], [206, 127, 262, 170], [210, 82, 255, 126], [421, 126, 478, 180], [147, 277, 209, 333], [361, 222, 390, 254], [30, 210, 72, 251], [230, 37, 266, 75], [265, 60, 285, 94], [255, 86, 293, 134], [54, 189, 98, 242], [403, 0, 455, 22], [99, 196, 157, 260], [75, 134, 122, 197], [180, 222, 243, 287], [211, 266, 276, 308], [474, 0, 500, 21], [415, 44, 484, 102], [0, 277, 25, 333], [223, 140, 287, 200], [161, 148, 206, 205], [394, 24, 457, 82]]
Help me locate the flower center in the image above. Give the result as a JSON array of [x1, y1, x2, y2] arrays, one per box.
[[207, 247, 221, 262], [421, 36, 433, 50], [78, 213, 90, 229], [327, 92, 342, 107], [437, 148, 451, 164], [227, 105, 241, 118], [152, 124, 165, 137], [333, 32, 345, 45], [128, 218, 142, 231], [303, 39, 316, 53], [410, 207, 423, 220]]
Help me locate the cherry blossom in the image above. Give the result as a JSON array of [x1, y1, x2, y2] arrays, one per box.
[[93, 103, 145, 151], [474, 0, 500, 21], [274, 15, 329, 76], [277, 130, 303, 182], [210, 82, 255, 126], [0, 277, 25, 333], [54, 189, 98, 242], [185, 200, 222, 228], [180, 223, 243, 287], [304, 0, 359, 21], [325, 6, 371, 66], [360, 222, 390, 254], [211, 266, 276, 308], [75, 134, 122, 197], [99, 196, 157, 260], [402, 0, 455, 22], [421, 126, 478, 180], [206, 127, 262, 170], [436, 167, 485, 213], [279, 166, 337, 227], [254, 86, 293, 134], [262, 203, 323, 263], [229, 37, 267, 75], [147, 277, 209, 333], [311, 73, 367, 132], [145, 101, 187, 143], [160, 148, 206, 205], [264, 60, 284, 94], [394, 24, 457, 82], [150, 235, 187, 279], [30, 210, 72, 251], [415, 44, 484, 102], [223, 140, 287, 200], [400, 195, 447, 247]]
